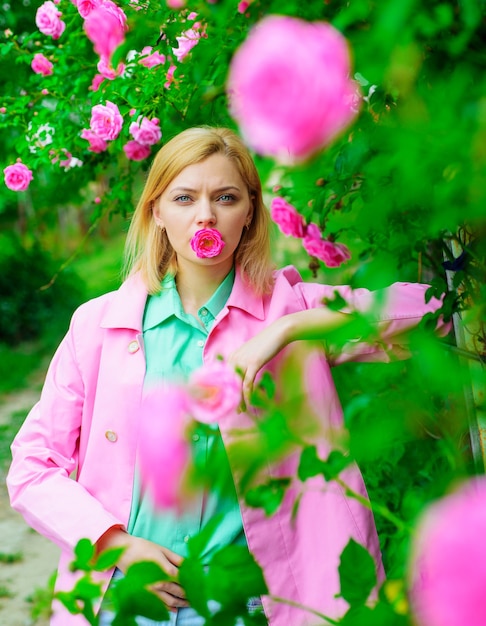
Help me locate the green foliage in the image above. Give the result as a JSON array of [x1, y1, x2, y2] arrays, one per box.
[[0, 232, 84, 345]]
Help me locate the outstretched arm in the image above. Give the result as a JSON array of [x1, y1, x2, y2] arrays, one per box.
[[228, 307, 350, 405]]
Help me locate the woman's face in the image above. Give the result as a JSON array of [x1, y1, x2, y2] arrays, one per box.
[[153, 153, 253, 275]]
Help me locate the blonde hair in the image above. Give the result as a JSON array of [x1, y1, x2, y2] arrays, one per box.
[[123, 126, 274, 294]]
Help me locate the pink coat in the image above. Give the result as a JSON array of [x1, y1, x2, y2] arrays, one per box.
[[7, 266, 448, 625]]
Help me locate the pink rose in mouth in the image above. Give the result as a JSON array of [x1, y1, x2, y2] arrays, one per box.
[[190, 228, 225, 258], [187, 361, 242, 424]]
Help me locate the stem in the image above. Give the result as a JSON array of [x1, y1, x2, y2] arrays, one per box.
[[335, 478, 413, 535], [39, 215, 102, 291], [270, 596, 340, 625]]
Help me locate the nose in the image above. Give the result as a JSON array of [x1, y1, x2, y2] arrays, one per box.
[[196, 198, 216, 227]]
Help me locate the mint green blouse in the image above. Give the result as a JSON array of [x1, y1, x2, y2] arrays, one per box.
[[127, 269, 246, 563]]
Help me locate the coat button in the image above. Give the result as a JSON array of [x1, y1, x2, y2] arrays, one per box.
[[128, 340, 139, 353], [105, 430, 118, 443]]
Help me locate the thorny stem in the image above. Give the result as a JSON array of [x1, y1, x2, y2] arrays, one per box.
[[271, 596, 340, 625], [335, 477, 413, 535]]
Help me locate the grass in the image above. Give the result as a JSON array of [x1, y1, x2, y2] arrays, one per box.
[[0, 409, 30, 466], [0, 585, 13, 599], [0, 552, 23, 564]]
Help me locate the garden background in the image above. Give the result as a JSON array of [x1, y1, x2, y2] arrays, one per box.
[[0, 0, 485, 625]]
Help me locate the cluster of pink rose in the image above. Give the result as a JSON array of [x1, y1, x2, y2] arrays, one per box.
[[80, 102, 162, 160], [138, 361, 242, 509], [35, 0, 65, 39], [271, 197, 351, 268]]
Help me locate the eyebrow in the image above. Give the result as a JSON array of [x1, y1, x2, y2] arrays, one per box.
[[169, 185, 242, 194]]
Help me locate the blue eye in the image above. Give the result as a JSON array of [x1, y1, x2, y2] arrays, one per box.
[[219, 194, 235, 203], [175, 195, 191, 203]]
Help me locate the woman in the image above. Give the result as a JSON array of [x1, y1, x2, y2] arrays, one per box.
[[7, 127, 448, 626]]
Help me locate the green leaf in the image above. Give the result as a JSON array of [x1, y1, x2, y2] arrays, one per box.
[[69, 538, 96, 572], [179, 557, 210, 618], [338, 539, 377, 606], [93, 546, 125, 572], [124, 560, 169, 586], [245, 477, 291, 516], [186, 514, 224, 559], [207, 546, 268, 606], [298, 446, 326, 481]]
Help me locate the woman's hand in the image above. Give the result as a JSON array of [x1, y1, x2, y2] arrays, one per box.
[[228, 308, 350, 407], [96, 527, 189, 612], [228, 317, 290, 407]]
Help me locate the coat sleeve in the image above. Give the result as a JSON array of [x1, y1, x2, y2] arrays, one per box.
[[6, 305, 125, 553], [292, 275, 451, 365]]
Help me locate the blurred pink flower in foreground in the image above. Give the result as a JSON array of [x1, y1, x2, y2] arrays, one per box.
[[89, 74, 105, 91], [190, 228, 225, 258], [123, 140, 151, 161], [77, 0, 101, 17], [228, 15, 360, 162], [90, 100, 123, 140], [81, 128, 108, 152], [270, 197, 305, 238], [410, 477, 486, 626], [97, 57, 125, 80], [129, 116, 162, 146], [303, 223, 351, 268], [187, 362, 242, 424], [36, 1, 65, 39], [84, 3, 127, 61], [138, 386, 190, 509], [4, 163, 34, 191], [31, 53, 53, 76]]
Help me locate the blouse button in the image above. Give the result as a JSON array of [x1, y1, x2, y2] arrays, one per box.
[[128, 340, 139, 353], [197, 340, 204, 348], [105, 430, 118, 443]]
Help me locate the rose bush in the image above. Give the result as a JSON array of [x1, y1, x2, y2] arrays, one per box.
[[89, 100, 123, 141]]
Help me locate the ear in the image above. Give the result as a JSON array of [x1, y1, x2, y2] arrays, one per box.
[[151, 200, 164, 229]]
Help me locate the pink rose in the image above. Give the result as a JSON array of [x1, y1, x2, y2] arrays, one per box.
[[165, 64, 176, 89], [302, 224, 351, 267], [129, 117, 161, 146], [89, 100, 123, 140], [167, 0, 186, 7], [137, 386, 191, 510], [99, 0, 127, 29], [4, 163, 34, 191], [123, 140, 151, 161], [410, 477, 486, 626], [139, 46, 166, 68], [89, 73, 105, 91], [83, 4, 126, 60], [35, 1, 65, 39], [270, 197, 305, 238], [172, 25, 205, 62], [97, 57, 125, 79], [228, 16, 361, 162], [190, 228, 225, 258], [187, 362, 242, 424], [31, 53, 53, 76], [80, 128, 108, 152], [77, 0, 101, 18]]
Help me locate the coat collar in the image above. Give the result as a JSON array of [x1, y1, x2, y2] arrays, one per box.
[[100, 272, 148, 331], [100, 266, 266, 331]]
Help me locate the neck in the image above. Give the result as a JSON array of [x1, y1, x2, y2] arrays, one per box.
[[175, 260, 233, 314]]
